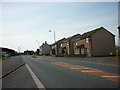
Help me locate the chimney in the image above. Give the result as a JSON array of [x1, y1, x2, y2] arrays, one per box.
[[45, 41, 47, 44]]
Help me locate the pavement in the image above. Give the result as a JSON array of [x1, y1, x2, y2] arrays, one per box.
[[2, 56, 25, 77], [1, 56, 38, 88]]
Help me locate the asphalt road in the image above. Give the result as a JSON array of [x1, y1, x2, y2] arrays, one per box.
[[22, 55, 119, 88]]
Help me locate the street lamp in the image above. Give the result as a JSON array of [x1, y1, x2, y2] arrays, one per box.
[[118, 26, 120, 48], [49, 30, 56, 43], [18, 46, 20, 53], [118, 26, 120, 39], [36, 40, 40, 48], [18, 45, 22, 53], [49, 30, 57, 56]]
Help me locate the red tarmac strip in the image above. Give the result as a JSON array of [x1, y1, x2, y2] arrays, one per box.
[[29, 56, 43, 60], [50, 62, 120, 83]]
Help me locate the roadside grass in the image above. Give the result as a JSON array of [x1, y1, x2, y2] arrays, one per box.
[[0, 57, 10, 61], [112, 57, 117, 61]]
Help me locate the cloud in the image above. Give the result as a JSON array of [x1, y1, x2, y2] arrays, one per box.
[[2, 20, 38, 37]]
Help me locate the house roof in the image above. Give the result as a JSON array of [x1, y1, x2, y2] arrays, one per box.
[[118, 26, 120, 30], [40, 41, 50, 48], [52, 38, 66, 45], [81, 27, 115, 39], [67, 34, 81, 40]]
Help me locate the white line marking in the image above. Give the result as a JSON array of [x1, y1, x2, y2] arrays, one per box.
[[26, 64, 45, 88], [75, 65, 102, 71], [70, 67, 88, 69], [81, 70, 103, 72], [102, 76, 120, 77]]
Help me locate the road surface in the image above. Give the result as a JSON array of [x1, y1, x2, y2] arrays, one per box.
[[21, 55, 120, 88]]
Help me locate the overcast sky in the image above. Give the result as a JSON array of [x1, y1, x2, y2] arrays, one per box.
[[0, 1, 119, 52]]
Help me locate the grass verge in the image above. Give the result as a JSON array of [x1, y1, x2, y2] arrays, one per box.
[[0, 57, 10, 61]]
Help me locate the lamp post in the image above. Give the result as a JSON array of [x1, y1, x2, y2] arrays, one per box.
[[49, 30, 56, 43], [18, 46, 20, 53], [36, 40, 40, 48], [18, 45, 22, 53], [116, 26, 120, 62], [117, 26, 120, 49], [49, 30, 57, 56], [118, 26, 120, 41], [36, 40, 40, 55]]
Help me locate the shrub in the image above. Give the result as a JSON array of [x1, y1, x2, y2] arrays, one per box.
[[116, 49, 120, 56]]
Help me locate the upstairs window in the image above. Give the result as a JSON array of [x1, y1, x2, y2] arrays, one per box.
[[86, 38, 89, 43], [76, 42, 78, 45]]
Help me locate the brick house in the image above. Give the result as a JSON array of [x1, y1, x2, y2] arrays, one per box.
[[59, 34, 81, 56], [66, 34, 81, 56], [59, 39, 68, 56], [74, 27, 116, 57], [51, 38, 66, 56]]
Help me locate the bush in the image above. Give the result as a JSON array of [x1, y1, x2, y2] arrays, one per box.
[[116, 49, 120, 56]]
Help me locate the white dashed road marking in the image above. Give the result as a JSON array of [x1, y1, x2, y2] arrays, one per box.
[[81, 70, 103, 72], [26, 64, 45, 88], [102, 76, 120, 77], [70, 67, 89, 69]]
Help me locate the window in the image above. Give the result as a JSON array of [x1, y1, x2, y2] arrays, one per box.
[[75, 48, 79, 54], [81, 48, 85, 54], [76, 42, 78, 45], [86, 48, 89, 53], [66, 42, 69, 46], [61, 44, 63, 47], [86, 38, 89, 43], [54, 45, 57, 48]]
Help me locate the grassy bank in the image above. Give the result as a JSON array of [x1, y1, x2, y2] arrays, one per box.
[[0, 57, 10, 61]]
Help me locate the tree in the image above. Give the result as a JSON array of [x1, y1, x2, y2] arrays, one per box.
[[35, 49, 40, 55]]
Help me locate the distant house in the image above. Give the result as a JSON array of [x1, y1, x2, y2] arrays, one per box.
[[73, 27, 116, 57], [51, 38, 66, 56], [40, 41, 51, 55], [24, 50, 34, 55]]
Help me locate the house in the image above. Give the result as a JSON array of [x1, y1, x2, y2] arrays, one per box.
[[66, 34, 81, 56], [24, 50, 35, 55], [59, 39, 68, 56], [39, 41, 51, 55], [74, 27, 116, 57], [51, 43, 57, 56], [51, 38, 66, 56]]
